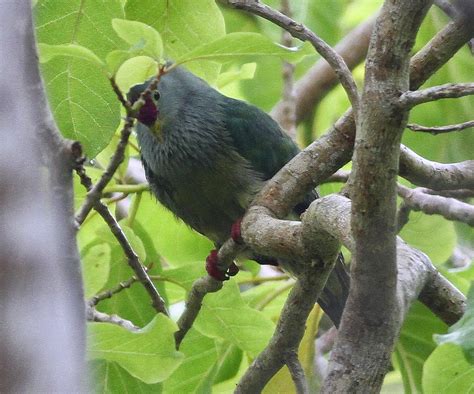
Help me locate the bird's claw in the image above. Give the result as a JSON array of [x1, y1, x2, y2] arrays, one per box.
[[206, 249, 239, 281]]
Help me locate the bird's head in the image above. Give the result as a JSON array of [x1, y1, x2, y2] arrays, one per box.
[[128, 81, 162, 139]]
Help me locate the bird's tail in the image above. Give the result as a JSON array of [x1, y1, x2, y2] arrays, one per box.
[[317, 253, 350, 328]]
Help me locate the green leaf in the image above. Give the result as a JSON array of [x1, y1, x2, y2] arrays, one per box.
[[90, 360, 163, 393], [38, 43, 105, 69], [393, 302, 448, 394], [106, 50, 136, 75], [175, 32, 312, 65], [87, 314, 184, 384], [164, 328, 218, 393], [134, 192, 213, 267], [35, 0, 124, 158], [81, 243, 111, 298], [217, 62, 257, 90], [112, 19, 163, 60], [434, 285, 474, 362], [125, 0, 225, 84], [194, 280, 275, 358], [422, 343, 474, 394], [115, 56, 158, 95], [95, 221, 161, 326], [399, 210, 456, 265], [212, 343, 243, 385]]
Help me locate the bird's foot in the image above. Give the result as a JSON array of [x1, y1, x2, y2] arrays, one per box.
[[206, 249, 239, 281], [231, 219, 244, 245]]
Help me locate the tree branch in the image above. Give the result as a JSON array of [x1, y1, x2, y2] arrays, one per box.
[[272, 15, 376, 125], [399, 145, 474, 190], [86, 307, 140, 332], [400, 82, 474, 108], [0, 2, 86, 391], [309, 195, 466, 324], [75, 116, 135, 226], [407, 119, 474, 133], [326, 1, 433, 392], [221, 0, 360, 116], [398, 184, 474, 226], [75, 165, 168, 316]]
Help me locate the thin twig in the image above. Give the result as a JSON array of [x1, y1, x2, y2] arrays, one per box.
[[237, 274, 289, 285], [75, 115, 135, 226], [75, 167, 169, 315], [175, 276, 223, 348], [400, 82, 474, 108], [407, 119, 474, 133], [88, 276, 139, 307], [103, 183, 149, 194], [86, 307, 139, 332], [221, 0, 360, 118]]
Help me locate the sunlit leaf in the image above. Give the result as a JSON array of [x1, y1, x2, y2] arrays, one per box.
[[126, 0, 225, 84], [38, 43, 105, 68], [194, 280, 275, 358], [88, 314, 184, 384], [112, 19, 163, 60], [423, 343, 474, 393]]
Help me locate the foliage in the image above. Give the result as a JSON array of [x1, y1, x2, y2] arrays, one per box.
[[34, 0, 473, 392]]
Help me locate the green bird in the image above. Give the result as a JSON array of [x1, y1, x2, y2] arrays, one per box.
[[128, 66, 349, 326]]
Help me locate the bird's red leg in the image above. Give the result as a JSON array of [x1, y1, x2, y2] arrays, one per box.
[[206, 249, 239, 281], [230, 218, 244, 245]]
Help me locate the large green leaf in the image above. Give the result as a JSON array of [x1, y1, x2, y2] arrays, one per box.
[[90, 360, 163, 393], [35, 0, 124, 157], [194, 280, 275, 358], [88, 314, 184, 384], [38, 43, 105, 68], [175, 33, 313, 65], [422, 343, 474, 394], [125, 0, 226, 84], [112, 19, 163, 60], [393, 302, 447, 394], [164, 328, 218, 393], [134, 192, 213, 267], [399, 210, 456, 265], [115, 56, 158, 94], [435, 285, 474, 362], [81, 243, 111, 298]]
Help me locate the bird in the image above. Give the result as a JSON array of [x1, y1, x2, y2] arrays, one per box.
[[127, 65, 349, 327]]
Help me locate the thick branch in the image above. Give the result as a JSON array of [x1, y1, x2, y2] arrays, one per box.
[[328, 1, 433, 392], [235, 196, 341, 392], [252, 18, 473, 220], [311, 195, 466, 324], [399, 145, 474, 190], [0, 3, 85, 391]]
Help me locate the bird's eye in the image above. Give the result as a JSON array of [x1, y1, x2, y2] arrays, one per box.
[[153, 91, 161, 101]]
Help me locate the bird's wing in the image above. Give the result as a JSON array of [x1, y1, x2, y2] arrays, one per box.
[[222, 97, 300, 180]]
